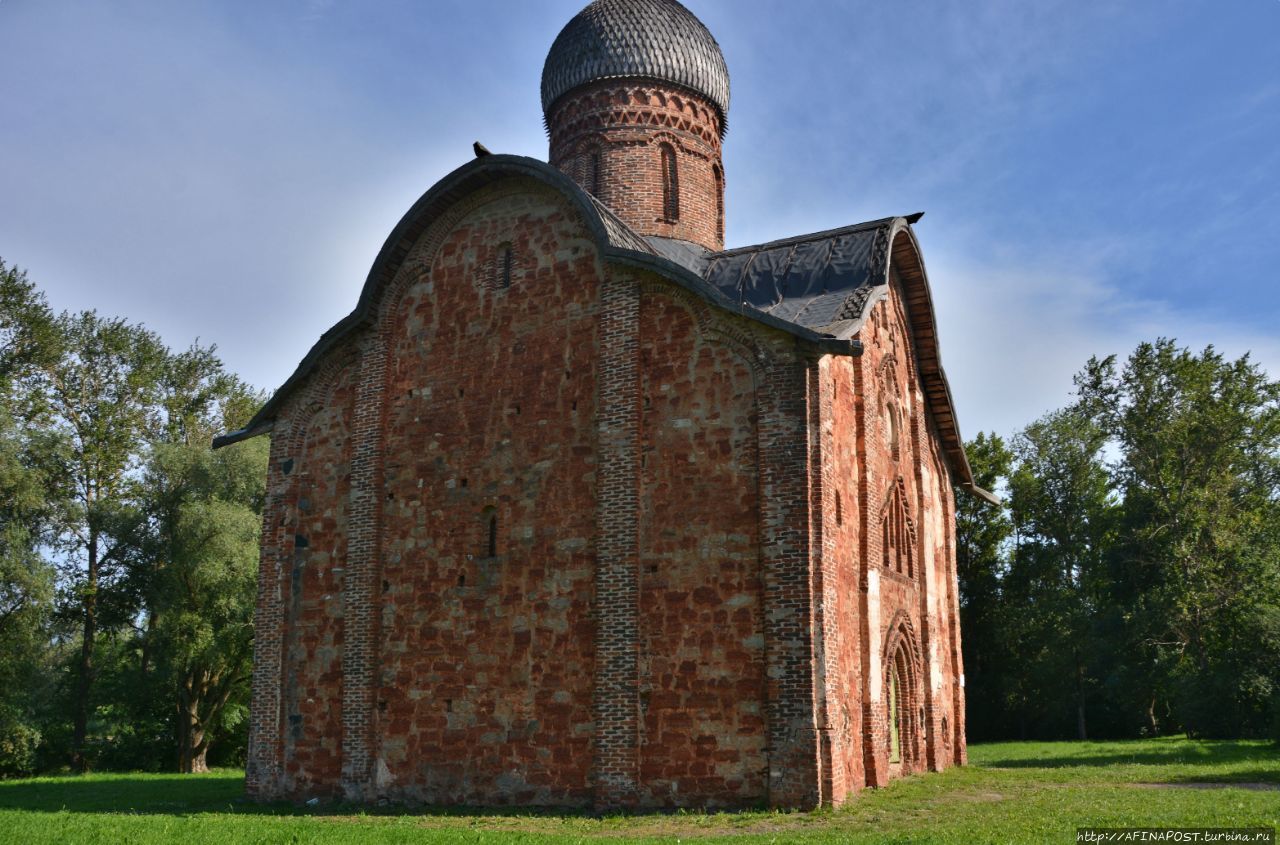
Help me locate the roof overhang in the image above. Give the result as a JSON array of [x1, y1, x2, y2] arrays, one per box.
[[213, 154, 859, 449]]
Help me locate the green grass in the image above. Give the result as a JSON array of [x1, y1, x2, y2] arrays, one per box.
[[0, 738, 1276, 843]]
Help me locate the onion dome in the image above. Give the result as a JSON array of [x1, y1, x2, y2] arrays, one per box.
[[541, 0, 730, 129]]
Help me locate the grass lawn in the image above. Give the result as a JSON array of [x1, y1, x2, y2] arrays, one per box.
[[0, 738, 1276, 843]]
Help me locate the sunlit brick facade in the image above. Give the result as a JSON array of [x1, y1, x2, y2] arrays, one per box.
[[220, 0, 986, 810]]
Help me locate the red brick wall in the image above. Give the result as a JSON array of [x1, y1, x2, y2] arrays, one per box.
[[280, 362, 356, 796], [548, 81, 725, 251], [819, 353, 865, 803], [825, 257, 964, 795], [372, 184, 601, 806], [246, 176, 971, 810], [635, 289, 767, 808]]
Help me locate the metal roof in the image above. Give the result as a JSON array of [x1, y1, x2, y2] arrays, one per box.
[[699, 221, 895, 332], [541, 0, 730, 128], [211, 155, 991, 501]]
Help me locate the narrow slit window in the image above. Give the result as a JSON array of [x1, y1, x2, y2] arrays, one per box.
[[495, 244, 514, 290], [487, 512, 498, 558], [660, 143, 679, 221], [713, 164, 724, 242], [586, 148, 602, 196]]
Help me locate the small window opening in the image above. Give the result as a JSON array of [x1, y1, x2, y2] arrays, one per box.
[[836, 491, 843, 526], [457, 573, 466, 588], [486, 511, 498, 558], [460, 478, 468, 489], [496, 244, 514, 290], [458, 387, 465, 398], [584, 147, 602, 196], [660, 143, 679, 221], [886, 404, 900, 458], [445, 699, 453, 713]]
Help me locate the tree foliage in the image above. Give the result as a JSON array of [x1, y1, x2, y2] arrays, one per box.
[[0, 257, 268, 775], [960, 339, 1280, 741]]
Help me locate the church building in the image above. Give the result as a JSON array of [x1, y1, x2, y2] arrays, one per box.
[[216, 0, 993, 810]]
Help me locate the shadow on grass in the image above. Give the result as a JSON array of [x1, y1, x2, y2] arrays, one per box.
[[977, 739, 1279, 773], [0, 773, 610, 819]]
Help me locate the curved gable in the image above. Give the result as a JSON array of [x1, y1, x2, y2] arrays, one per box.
[[216, 155, 858, 448], [883, 224, 995, 503]]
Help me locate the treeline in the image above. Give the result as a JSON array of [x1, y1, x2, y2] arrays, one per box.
[[957, 340, 1280, 742], [0, 258, 267, 775]]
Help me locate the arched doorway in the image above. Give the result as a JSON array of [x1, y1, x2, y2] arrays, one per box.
[[883, 618, 923, 778]]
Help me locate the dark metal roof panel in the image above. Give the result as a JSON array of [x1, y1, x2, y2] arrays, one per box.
[[700, 221, 892, 330], [542, 0, 731, 126], [645, 236, 713, 275], [589, 195, 659, 254]]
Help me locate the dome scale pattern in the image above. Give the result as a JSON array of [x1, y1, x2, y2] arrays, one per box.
[[541, 0, 731, 129]]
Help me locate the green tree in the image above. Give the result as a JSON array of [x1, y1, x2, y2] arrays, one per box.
[[0, 259, 62, 775], [1005, 408, 1116, 739], [134, 362, 266, 772], [0, 405, 59, 776], [144, 438, 265, 772], [954, 432, 1014, 740], [42, 312, 169, 770], [1077, 339, 1280, 737], [0, 258, 57, 389]]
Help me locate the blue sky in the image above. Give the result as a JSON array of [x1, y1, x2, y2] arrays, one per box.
[[1, 0, 1276, 438]]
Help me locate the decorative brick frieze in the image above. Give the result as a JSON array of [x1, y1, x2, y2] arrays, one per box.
[[548, 81, 725, 250]]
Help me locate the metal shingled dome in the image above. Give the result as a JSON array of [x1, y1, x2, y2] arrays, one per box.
[[541, 0, 730, 128]]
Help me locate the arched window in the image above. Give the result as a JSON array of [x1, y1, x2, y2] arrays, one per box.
[[713, 163, 724, 242], [881, 482, 915, 577], [660, 143, 679, 221]]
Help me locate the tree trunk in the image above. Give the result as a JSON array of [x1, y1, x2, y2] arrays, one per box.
[[71, 530, 98, 772], [177, 693, 209, 773], [1146, 696, 1159, 735]]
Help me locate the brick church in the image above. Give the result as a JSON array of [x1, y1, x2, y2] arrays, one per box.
[[216, 0, 994, 810]]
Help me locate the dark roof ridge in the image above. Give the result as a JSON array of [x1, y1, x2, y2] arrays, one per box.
[[712, 216, 900, 258]]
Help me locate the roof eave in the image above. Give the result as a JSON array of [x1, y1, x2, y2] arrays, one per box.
[[212, 154, 861, 449]]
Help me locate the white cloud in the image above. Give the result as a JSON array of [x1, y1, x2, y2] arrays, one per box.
[[930, 249, 1280, 440]]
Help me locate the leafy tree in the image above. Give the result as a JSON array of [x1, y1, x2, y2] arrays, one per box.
[[0, 259, 62, 776], [0, 405, 58, 776], [0, 259, 57, 390], [954, 432, 1013, 740], [1077, 339, 1280, 737], [41, 311, 169, 770], [134, 365, 266, 772], [1004, 408, 1116, 739]]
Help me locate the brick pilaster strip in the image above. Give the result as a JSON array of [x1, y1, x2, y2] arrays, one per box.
[[593, 270, 641, 809], [245, 431, 291, 799], [811, 357, 842, 804], [341, 334, 386, 799], [759, 352, 820, 809]]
